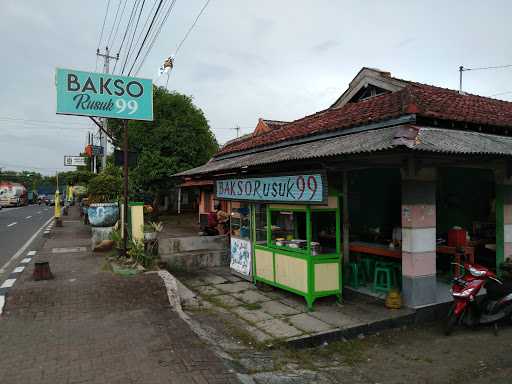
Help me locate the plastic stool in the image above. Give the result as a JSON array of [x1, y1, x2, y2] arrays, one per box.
[[375, 261, 400, 287], [373, 266, 393, 293], [360, 256, 376, 283], [346, 262, 365, 288]]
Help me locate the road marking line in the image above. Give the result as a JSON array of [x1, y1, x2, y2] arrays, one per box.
[[52, 247, 87, 253], [0, 295, 4, 315], [25, 216, 32, 219], [27, 251, 36, 256], [20, 258, 32, 264], [0, 216, 53, 274], [1, 279, 16, 288], [7, 222, 17, 227], [37, 211, 42, 214], [13, 266, 25, 273]]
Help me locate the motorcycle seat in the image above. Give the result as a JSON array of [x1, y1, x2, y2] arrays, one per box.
[[486, 279, 512, 300]]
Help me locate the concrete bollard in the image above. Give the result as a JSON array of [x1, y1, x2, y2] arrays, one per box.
[[33, 261, 53, 281]]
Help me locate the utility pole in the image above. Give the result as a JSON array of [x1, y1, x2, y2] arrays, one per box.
[[96, 47, 118, 171], [459, 65, 464, 94], [231, 125, 240, 138]]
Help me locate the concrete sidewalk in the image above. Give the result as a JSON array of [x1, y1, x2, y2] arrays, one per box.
[[0, 207, 239, 384]]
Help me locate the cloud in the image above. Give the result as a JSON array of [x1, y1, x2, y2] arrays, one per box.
[[311, 40, 340, 54]]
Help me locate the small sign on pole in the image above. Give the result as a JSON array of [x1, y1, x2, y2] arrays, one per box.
[[64, 156, 87, 167], [91, 145, 104, 156], [55, 68, 153, 121]]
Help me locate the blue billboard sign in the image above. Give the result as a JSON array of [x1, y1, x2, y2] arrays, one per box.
[[55, 68, 153, 121], [215, 174, 326, 203]]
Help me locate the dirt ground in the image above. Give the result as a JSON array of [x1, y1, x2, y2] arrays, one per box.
[[185, 300, 512, 384]]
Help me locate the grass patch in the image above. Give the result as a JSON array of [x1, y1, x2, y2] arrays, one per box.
[[271, 338, 368, 371]]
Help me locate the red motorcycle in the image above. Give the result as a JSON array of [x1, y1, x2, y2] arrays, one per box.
[[445, 262, 512, 335]]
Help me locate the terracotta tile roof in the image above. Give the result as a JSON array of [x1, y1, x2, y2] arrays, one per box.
[[215, 79, 512, 157], [217, 91, 404, 156]]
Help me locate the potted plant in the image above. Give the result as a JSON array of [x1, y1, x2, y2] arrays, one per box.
[[143, 221, 164, 241], [87, 173, 121, 227]]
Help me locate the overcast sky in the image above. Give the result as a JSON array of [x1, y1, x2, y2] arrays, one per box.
[[1, 0, 511, 174]]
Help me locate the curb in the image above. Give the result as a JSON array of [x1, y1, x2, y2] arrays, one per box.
[[0, 250, 37, 316], [156, 270, 253, 383]]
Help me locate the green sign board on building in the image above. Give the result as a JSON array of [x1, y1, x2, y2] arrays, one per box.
[[55, 68, 153, 121], [215, 174, 326, 204]]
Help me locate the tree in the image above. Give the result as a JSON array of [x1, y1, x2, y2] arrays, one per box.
[[108, 86, 218, 209]]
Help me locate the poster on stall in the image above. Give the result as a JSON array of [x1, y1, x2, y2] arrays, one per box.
[[230, 237, 252, 277]]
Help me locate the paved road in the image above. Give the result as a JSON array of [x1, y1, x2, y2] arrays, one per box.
[[0, 205, 54, 278]]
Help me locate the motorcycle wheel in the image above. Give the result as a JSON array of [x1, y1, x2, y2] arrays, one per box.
[[445, 304, 459, 336]]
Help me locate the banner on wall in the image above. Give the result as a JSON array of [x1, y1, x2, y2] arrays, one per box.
[[215, 173, 326, 204], [230, 237, 252, 277]]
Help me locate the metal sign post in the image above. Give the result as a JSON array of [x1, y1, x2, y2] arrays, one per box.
[[123, 119, 129, 255]]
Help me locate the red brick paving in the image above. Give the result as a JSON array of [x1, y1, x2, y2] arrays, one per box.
[[0, 208, 239, 384]]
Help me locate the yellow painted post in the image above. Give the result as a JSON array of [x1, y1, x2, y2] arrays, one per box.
[[130, 202, 144, 242], [55, 188, 63, 227]]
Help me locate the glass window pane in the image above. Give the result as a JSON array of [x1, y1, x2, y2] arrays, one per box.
[[311, 211, 337, 254], [254, 204, 267, 244], [271, 210, 307, 250], [230, 203, 251, 240]]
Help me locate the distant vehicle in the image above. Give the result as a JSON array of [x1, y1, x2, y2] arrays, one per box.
[[47, 194, 55, 206], [28, 191, 38, 204], [0, 182, 28, 207], [38, 194, 48, 205]]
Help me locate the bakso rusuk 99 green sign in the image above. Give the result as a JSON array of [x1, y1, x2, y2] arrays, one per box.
[[55, 68, 153, 121]]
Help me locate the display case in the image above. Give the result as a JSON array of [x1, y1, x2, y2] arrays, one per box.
[[253, 195, 342, 310], [230, 205, 252, 279]]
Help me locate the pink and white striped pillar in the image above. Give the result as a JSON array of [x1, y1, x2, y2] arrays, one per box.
[[401, 168, 437, 307]]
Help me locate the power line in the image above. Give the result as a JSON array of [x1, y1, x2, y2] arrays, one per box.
[[106, 0, 122, 48], [126, 0, 161, 75], [459, 63, 512, 93], [462, 64, 512, 72], [0, 161, 67, 171], [134, 0, 178, 75], [113, 0, 140, 74], [97, 0, 111, 50], [128, 0, 165, 76], [121, 0, 146, 74], [175, 0, 211, 55], [0, 116, 91, 127], [109, 0, 129, 52], [489, 91, 512, 98]]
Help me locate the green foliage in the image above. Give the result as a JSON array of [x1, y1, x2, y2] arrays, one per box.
[[109, 227, 123, 249], [107, 87, 218, 198], [127, 239, 153, 268], [87, 169, 122, 203]]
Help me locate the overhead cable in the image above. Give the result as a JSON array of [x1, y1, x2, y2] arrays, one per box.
[[121, 0, 146, 74], [97, 0, 111, 50], [128, 0, 165, 76], [109, 0, 129, 52], [114, 0, 140, 73], [106, 0, 123, 48], [175, 0, 211, 55], [134, 0, 178, 75]]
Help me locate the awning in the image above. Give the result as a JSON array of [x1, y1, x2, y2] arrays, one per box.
[[176, 125, 512, 177]]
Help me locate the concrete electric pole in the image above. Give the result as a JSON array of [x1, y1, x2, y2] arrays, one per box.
[[96, 47, 118, 171]]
